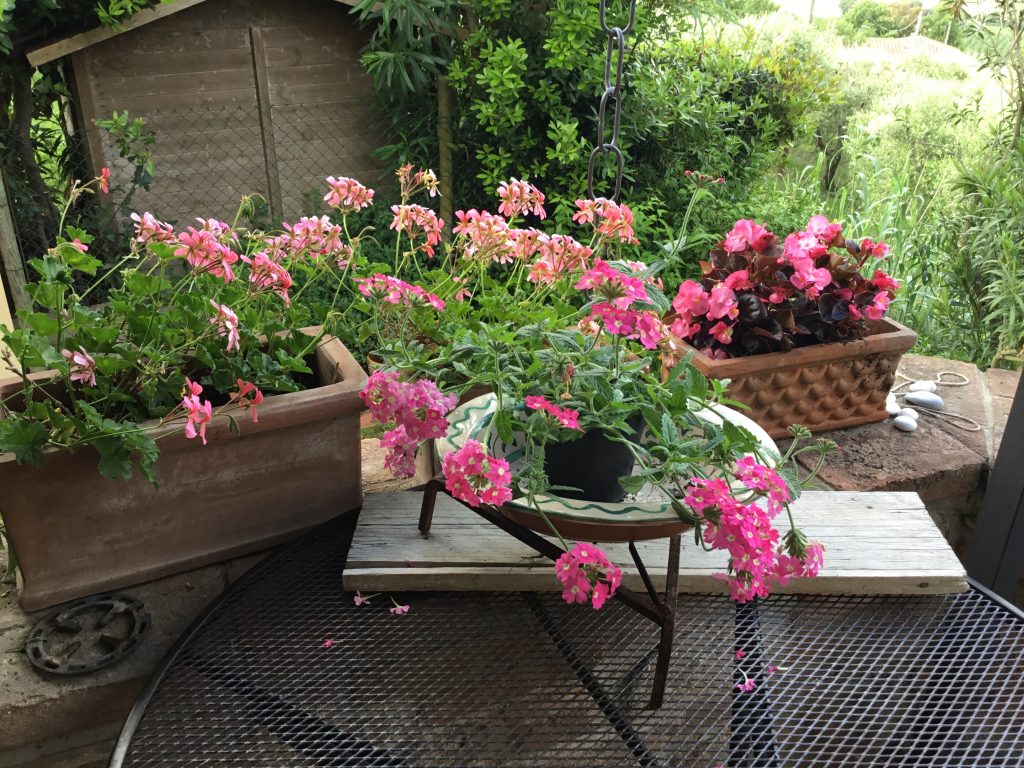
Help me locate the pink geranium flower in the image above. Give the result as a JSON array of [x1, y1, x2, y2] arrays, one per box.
[[181, 393, 213, 445], [390, 204, 444, 258], [324, 176, 375, 213], [497, 178, 546, 219], [208, 300, 240, 352], [231, 379, 264, 423], [131, 212, 175, 244], [175, 227, 240, 283], [356, 274, 444, 311], [62, 346, 97, 387], [572, 198, 638, 244], [242, 252, 292, 305], [99, 167, 110, 193]]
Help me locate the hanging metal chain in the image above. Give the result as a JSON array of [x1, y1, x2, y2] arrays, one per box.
[[586, 0, 637, 202]]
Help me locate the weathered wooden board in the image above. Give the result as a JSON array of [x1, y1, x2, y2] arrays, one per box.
[[343, 491, 969, 596]]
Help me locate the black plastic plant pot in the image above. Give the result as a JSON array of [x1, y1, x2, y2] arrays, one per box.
[[543, 415, 644, 502]]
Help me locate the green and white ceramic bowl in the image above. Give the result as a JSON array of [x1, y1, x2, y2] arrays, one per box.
[[436, 393, 779, 542]]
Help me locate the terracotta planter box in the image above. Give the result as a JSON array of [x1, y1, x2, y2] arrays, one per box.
[[678, 318, 918, 438], [0, 327, 367, 611]]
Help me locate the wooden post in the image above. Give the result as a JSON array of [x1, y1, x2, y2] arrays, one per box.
[[249, 26, 284, 222], [0, 166, 31, 317], [436, 74, 454, 236]]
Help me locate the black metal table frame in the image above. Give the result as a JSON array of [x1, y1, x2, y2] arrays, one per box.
[[418, 477, 682, 709], [106, 497, 1024, 767]]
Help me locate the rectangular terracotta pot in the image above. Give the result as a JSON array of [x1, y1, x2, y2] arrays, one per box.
[[678, 318, 918, 438], [0, 327, 367, 611]]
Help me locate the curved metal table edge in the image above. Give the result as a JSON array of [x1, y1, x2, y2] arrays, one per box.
[[106, 506, 1024, 768]]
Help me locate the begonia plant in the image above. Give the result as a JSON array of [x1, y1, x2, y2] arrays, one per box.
[[668, 216, 899, 358]]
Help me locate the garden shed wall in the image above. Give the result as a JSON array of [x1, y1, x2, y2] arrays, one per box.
[[66, 0, 379, 225]]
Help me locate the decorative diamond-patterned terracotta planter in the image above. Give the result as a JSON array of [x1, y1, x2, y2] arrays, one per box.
[[677, 318, 918, 438]]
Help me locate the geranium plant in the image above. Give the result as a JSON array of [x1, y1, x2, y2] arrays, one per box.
[[352, 169, 835, 606], [0, 173, 356, 482], [669, 216, 899, 357]]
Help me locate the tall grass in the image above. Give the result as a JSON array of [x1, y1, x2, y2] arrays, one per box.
[[778, 149, 1024, 369]]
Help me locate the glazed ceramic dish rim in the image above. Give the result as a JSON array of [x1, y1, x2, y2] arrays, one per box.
[[435, 393, 779, 525]]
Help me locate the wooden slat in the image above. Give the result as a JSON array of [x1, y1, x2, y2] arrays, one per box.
[[343, 491, 969, 596], [249, 26, 284, 221], [0, 167, 30, 314]]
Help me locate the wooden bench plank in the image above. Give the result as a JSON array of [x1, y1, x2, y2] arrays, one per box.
[[343, 491, 968, 596]]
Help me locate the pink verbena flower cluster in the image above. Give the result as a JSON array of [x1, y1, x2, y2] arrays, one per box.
[[575, 260, 667, 349], [324, 176, 375, 213], [441, 438, 514, 507], [525, 396, 583, 431], [666, 215, 899, 359], [361, 372, 458, 478], [573, 198, 638, 244], [682, 458, 823, 602], [356, 274, 445, 311], [391, 204, 444, 258], [554, 543, 623, 609]]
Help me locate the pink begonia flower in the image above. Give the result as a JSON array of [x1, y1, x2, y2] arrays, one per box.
[[848, 303, 863, 321], [356, 274, 445, 311], [441, 439, 513, 508], [181, 393, 213, 445], [736, 679, 757, 693], [242, 252, 292, 305], [390, 603, 411, 615], [861, 238, 889, 259], [131, 212, 175, 244], [99, 167, 110, 193], [790, 266, 833, 296], [572, 198, 638, 244], [670, 317, 701, 340], [806, 214, 842, 244], [723, 270, 753, 291], [709, 321, 733, 346], [497, 178, 546, 219], [768, 289, 788, 305], [209, 300, 240, 353], [324, 176, 374, 213], [870, 270, 899, 293], [62, 346, 97, 387], [322, 639, 334, 649], [232, 379, 264, 423], [390, 204, 444, 258], [707, 285, 739, 321], [865, 292, 890, 320], [554, 542, 622, 610], [524, 395, 583, 431], [673, 280, 710, 321], [723, 220, 773, 253]]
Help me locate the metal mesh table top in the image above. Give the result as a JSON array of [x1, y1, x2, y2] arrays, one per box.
[[112, 510, 1024, 768]]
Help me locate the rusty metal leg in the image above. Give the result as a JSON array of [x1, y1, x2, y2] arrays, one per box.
[[419, 477, 443, 537], [649, 533, 681, 709]]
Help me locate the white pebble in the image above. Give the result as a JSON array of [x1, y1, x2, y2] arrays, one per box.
[[886, 392, 898, 404], [909, 380, 937, 393], [886, 401, 901, 416], [905, 391, 944, 411], [894, 416, 918, 432], [898, 408, 919, 420]]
